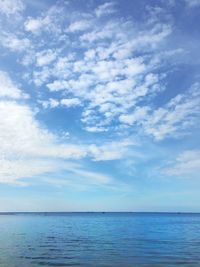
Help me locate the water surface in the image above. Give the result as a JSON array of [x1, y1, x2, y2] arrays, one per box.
[[0, 212, 200, 266]]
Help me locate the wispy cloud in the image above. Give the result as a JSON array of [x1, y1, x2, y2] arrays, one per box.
[[40, 98, 81, 109], [95, 2, 117, 17], [0, 0, 200, 195], [0, 32, 31, 52], [143, 83, 200, 140], [184, 0, 200, 7], [31, 12, 172, 134], [89, 139, 135, 161], [161, 150, 200, 178], [24, 4, 64, 35], [0, 72, 136, 185], [5, 0, 197, 141], [0, 71, 28, 99], [67, 20, 92, 32], [0, 0, 25, 17]]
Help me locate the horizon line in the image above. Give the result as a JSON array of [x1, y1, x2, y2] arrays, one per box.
[[0, 211, 200, 214]]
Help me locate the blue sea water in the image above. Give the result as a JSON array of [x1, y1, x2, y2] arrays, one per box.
[[0, 213, 200, 267]]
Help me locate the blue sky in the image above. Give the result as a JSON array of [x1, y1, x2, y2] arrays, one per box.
[[0, 0, 200, 212]]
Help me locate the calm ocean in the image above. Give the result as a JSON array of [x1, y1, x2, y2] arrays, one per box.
[[0, 212, 200, 266]]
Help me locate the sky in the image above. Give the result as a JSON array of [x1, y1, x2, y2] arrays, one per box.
[[0, 0, 200, 212]]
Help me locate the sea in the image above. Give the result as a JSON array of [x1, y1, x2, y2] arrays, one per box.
[[0, 212, 200, 267]]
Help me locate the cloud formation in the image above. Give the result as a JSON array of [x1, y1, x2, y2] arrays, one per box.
[[21, 3, 176, 136], [185, 0, 200, 7], [0, 0, 200, 191], [0, 71, 135, 185], [0, 71, 28, 99], [0, 0, 24, 16], [162, 150, 200, 178]]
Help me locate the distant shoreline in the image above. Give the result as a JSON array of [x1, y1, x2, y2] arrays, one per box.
[[0, 211, 200, 215]]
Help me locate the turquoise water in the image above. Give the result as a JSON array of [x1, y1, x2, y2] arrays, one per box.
[[0, 213, 200, 266]]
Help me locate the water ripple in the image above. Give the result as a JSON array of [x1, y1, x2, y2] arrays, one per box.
[[1, 213, 200, 266]]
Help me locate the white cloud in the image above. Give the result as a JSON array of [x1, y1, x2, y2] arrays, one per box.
[[40, 98, 81, 109], [41, 98, 59, 109], [185, 0, 200, 7], [20, 3, 174, 135], [85, 126, 108, 133], [80, 21, 120, 43], [143, 83, 200, 140], [60, 98, 81, 107], [0, 33, 31, 52], [0, 101, 53, 158], [118, 83, 200, 140], [0, 91, 133, 184], [95, 2, 116, 17], [41, 163, 122, 191], [24, 17, 44, 33], [0, 0, 24, 16], [0, 100, 88, 184], [36, 49, 58, 67], [119, 107, 150, 125], [162, 150, 200, 178], [46, 80, 68, 91], [119, 82, 200, 140], [33, 67, 52, 86], [24, 5, 63, 35], [89, 140, 135, 161], [67, 20, 92, 32], [2, 0, 198, 191], [53, 56, 74, 77], [0, 158, 59, 185], [71, 168, 112, 185], [39, 16, 171, 132], [0, 99, 108, 187], [0, 71, 28, 99], [2, 0, 196, 143]]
